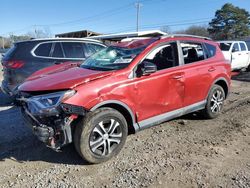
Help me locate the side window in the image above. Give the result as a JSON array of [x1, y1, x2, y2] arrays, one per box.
[[34, 43, 52, 57], [205, 43, 216, 58], [52, 43, 64, 58], [240, 43, 247, 51], [84, 43, 105, 57], [232, 43, 240, 52], [62, 42, 85, 58], [144, 42, 179, 71], [180, 42, 205, 64]]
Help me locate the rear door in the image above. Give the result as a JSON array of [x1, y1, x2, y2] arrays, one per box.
[[178, 41, 208, 107]]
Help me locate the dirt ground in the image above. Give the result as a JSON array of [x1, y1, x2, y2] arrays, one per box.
[[0, 70, 250, 188]]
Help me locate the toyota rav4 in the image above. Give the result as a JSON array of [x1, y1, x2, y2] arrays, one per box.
[[17, 35, 231, 164]]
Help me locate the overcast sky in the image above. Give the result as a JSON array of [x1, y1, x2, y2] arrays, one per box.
[[0, 0, 249, 36]]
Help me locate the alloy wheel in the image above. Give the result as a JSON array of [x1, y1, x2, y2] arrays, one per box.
[[89, 119, 122, 156], [210, 89, 224, 113]]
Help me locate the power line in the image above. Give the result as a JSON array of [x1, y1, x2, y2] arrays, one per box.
[[1, 0, 157, 36], [0, 0, 217, 36], [104, 20, 210, 34]]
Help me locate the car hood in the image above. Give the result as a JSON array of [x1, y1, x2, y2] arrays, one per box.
[[19, 64, 113, 92]]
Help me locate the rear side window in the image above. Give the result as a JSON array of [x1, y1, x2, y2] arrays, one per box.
[[180, 42, 205, 64], [240, 43, 247, 51], [62, 42, 85, 58], [34, 43, 52, 57], [204, 43, 216, 58], [84, 43, 105, 57], [52, 43, 64, 58]]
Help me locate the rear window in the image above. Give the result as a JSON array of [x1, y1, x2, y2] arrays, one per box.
[[4, 42, 35, 59], [62, 42, 85, 58], [205, 43, 216, 58], [34, 43, 52, 57], [180, 42, 205, 64], [3, 45, 17, 58]]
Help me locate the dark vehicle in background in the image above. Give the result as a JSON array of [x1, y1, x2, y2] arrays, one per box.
[[0, 48, 8, 60], [1, 38, 106, 96]]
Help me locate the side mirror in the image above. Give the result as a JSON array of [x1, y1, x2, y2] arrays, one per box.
[[136, 60, 157, 77]]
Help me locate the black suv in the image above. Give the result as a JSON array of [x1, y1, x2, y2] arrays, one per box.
[[1, 38, 106, 96]]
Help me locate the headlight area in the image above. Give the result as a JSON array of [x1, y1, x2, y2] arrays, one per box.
[[18, 90, 86, 151]]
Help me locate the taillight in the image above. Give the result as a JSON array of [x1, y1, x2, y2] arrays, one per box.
[[3, 60, 24, 69]]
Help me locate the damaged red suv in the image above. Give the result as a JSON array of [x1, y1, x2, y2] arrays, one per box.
[[17, 35, 231, 163]]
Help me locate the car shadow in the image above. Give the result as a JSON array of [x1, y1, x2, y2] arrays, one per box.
[[231, 71, 250, 82], [0, 106, 89, 165]]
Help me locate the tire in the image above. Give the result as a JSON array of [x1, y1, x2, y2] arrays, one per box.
[[202, 84, 225, 119], [74, 107, 128, 164]]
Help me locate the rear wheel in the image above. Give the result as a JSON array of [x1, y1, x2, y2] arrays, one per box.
[[202, 84, 225, 119], [74, 107, 128, 164]]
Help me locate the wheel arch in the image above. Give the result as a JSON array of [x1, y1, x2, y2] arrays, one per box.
[[90, 100, 139, 134], [210, 77, 229, 98]]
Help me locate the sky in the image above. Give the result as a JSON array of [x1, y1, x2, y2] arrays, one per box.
[[0, 0, 249, 37]]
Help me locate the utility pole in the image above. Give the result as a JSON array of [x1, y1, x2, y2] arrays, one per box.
[[2, 37, 4, 49], [135, 2, 142, 32]]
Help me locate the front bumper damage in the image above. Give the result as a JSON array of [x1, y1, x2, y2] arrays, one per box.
[[17, 96, 86, 151]]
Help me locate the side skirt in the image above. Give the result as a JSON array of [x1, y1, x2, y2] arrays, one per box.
[[138, 100, 206, 130]]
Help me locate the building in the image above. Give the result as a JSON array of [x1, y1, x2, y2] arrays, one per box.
[[55, 30, 101, 38], [87, 30, 167, 42]]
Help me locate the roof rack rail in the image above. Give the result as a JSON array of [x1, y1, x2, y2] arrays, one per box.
[[161, 34, 212, 40]]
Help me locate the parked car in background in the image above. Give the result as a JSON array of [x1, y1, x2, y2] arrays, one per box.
[[218, 41, 250, 71], [1, 38, 106, 96], [17, 35, 231, 164]]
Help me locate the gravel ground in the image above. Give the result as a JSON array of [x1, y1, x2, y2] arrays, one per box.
[[0, 72, 250, 188]]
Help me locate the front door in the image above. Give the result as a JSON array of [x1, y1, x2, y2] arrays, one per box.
[[130, 42, 184, 123], [231, 42, 243, 69]]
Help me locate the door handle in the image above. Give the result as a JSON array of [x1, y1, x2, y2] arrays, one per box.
[[208, 67, 215, 72], [172, 75, 183, 79]]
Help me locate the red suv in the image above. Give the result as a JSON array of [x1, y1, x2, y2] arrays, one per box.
[[17, 35, 231, 163]]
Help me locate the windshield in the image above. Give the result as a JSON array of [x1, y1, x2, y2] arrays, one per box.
[[219, 42, 232, 51], [81, 46, 144, 71]]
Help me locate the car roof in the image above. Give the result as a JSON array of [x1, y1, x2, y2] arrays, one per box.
[[218, 41, 246, 43], [111, 38, 159, 49], [111, 34, 214, 49]]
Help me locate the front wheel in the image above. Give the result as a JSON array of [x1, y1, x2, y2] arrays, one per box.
[[202, 84, 225, 119], [74, 107, 128, 164]]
